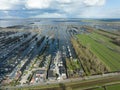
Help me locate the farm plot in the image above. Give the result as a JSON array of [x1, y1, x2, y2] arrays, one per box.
[[77, 32, 120, 71]]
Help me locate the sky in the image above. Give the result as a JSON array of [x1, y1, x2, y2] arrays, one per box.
[[0, 0, 120, 18]]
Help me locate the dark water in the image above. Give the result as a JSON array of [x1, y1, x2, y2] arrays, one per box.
[[0, 19, 90, 28], [0, 19, 26, 27], [0, 19, 120, 31]]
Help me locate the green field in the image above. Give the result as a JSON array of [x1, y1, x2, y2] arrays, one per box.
[[106, 84, 120, 90], [93, 84, 120, 90], [77, 31, 120, 71]]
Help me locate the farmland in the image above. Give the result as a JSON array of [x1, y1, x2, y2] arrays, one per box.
[[71, 38, 109, 75], [93, 83, 120, 90], [76, 30, 120, 72]]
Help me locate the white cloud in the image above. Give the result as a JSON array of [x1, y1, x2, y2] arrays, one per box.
[[1, 0, 119, 18], [25, 0, 106, 10], [0, 0, 14, 10], [56, 0, 72, 4], [0, 0, 106, 12], [0, 0, 25, 10], [83, 0, 106, 6], [26, 0, 52, 9]]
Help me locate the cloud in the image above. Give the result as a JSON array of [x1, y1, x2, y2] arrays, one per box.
[[0, 0, 25, 10], [25, 0, 106, 10], [83, 0, 106, 6], [26, 0, 52, 9], [0, 0, 119, 18], [56, 0, 72, 4]]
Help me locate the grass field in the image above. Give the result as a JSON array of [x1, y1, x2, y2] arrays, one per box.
[[106, 84, 120, 90], [93, 83, 120, 90], [77, 31, 120, 71]]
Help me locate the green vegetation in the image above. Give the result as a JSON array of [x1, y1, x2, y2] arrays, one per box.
[[66, 58, 82, 77], [95, 30, 120, 46], [93, 83, 120, 90], [106, 84, 120, 90], [71, 38, 109, 75], [93, 87, 104, 90], [77, 31, 120, 71]]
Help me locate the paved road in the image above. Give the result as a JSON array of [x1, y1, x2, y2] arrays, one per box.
[[2, 71, 120, 89]]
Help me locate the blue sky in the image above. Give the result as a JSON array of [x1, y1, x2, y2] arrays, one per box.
[[0, 0, 119, 18]]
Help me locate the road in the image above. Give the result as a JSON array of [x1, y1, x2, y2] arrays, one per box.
[[1, 71, 120, 89]]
